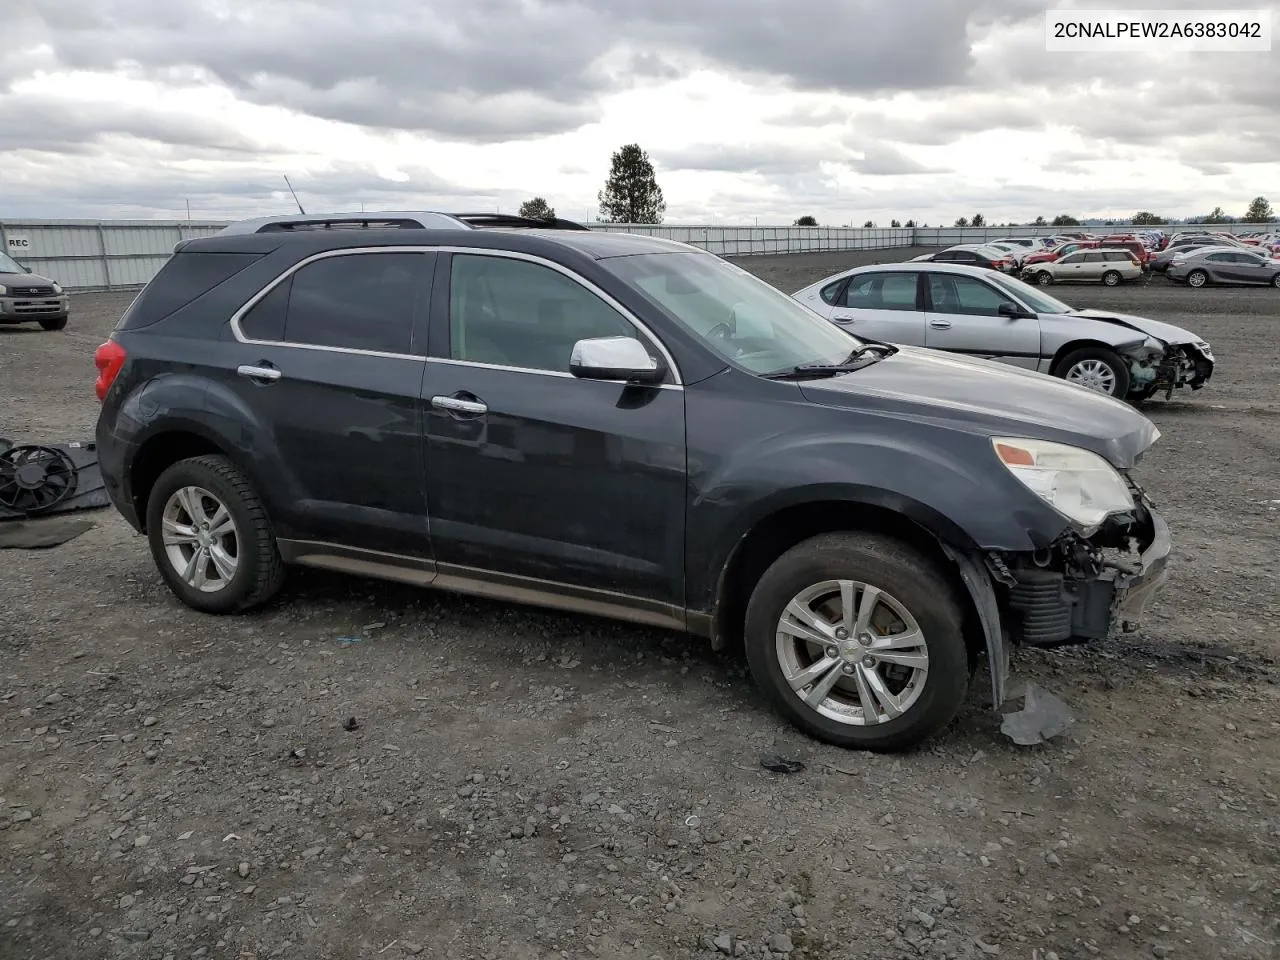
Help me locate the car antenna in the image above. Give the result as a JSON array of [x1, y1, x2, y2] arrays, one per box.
[[283, 174, 306, 215]]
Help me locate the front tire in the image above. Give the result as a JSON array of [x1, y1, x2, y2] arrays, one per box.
[[1035, 271, 1053, 286], [145, 454, 285, 614], [1186, 269, 1208, 288], [1271, 273, 1280, 288], [1054, 345, 1131, 398], [39, 315, 67, 331], [743, 533, 971, 752]]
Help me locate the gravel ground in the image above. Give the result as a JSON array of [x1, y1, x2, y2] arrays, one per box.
[[2, 247, 1278, 960]]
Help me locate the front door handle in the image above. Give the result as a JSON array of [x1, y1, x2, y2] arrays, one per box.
[[431, 395, 487, 415], [929, 318, 952, 329], [237, 363, 281, 383]]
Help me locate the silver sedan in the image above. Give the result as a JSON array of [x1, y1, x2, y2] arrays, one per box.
[[791, 262, 1214, 401], [1165, 246, 1280, 288]]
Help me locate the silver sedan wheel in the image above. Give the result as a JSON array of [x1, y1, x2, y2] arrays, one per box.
[[161, 486, 239, 593], [1187, 270, 1207, 287], [774, 579, 929, 726], [1064, 358, 1118, 394]]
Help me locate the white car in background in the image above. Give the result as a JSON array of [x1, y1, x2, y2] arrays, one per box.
[[790, 261, 1215, 401]]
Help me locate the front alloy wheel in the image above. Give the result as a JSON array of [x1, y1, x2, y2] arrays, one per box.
[[743, 532, 971, 751], [1187, 269, 1207, 287], [774, 580, 930, 727]]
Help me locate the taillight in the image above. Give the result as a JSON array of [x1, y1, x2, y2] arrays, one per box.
[[94, 340, 127, 402]]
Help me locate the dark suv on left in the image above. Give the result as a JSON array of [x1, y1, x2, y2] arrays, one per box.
[[93, 212, 1172, 752]]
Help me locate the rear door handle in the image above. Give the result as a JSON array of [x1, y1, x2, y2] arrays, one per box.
[[431, 395, 487, 415], [237, 363, 281, 383], [929, 319, 952, 329]]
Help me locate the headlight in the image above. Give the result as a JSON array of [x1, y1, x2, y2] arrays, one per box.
[[1195, 341, 1213, 360], [992, 437, 1135, 534], [0, 284, 7, 295], [52, 282, 62, 294]]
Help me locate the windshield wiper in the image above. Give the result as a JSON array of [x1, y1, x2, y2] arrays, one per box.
[[763, 342, 895, 379]]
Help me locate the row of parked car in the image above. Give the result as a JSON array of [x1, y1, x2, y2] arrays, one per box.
[[917, 230, 1280, 288]]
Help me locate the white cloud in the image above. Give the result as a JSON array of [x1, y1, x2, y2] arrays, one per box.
[[1, 0, 1277, 225]]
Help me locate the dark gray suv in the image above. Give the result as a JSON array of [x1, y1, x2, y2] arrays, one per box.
[[92, 220, 1172, 751]]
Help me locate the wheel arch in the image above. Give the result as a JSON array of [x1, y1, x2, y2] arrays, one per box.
[[707, 499, 987, 675], [128, 426, 238, 533], [1048, 338, 1128, 376]]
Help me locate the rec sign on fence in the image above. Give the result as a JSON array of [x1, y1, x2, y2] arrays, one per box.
[[5, 236, 32, 254]]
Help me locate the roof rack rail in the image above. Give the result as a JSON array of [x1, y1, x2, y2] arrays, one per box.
[[216, 210, 592, 237]]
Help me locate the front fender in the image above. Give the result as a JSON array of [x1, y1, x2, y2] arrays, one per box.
[[686, 428, 1068, 613]]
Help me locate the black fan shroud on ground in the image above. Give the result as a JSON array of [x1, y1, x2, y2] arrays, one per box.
[[0, 444, 79, 515]]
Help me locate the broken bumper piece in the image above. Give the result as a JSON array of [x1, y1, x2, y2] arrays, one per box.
[[1003, 506, 1172, 648]]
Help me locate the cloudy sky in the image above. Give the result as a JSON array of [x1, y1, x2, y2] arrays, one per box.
[[3, 0, 1278, 225]]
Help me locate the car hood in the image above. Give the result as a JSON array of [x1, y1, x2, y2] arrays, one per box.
[[1061, 308, 1201, 346], [0, 271, 57, 287], [798, 346, 1159, 469]]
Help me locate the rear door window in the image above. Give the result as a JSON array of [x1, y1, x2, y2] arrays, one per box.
[[843, 272, 919, 311], [239, 251, 428, 355]]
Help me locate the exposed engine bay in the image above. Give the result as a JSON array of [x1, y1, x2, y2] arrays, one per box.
[[1121, 340, 1214, 398], [985, 474, 1171, 648]]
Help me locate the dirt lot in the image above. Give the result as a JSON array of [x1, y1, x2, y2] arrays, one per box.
[[2, 248, 1278, 960]]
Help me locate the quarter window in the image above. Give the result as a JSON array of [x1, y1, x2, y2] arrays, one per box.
[[843, 272, 919, 311], [448, 254, 635, 372], [928, 275, 1017, 316], [239, 252, 423, 354]]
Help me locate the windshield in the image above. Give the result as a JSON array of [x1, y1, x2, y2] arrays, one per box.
[[986, 271, 1076, 314], [602, 252, 864, 374], [0, 252, 25, 275]]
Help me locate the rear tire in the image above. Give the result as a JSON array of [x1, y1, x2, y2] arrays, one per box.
[[1053, 345, 1132, 398], [1101, 270, 1121, 286], [145, 454, 286, 614], [743, 532, 970, 752], [39, 315, 67, 331]]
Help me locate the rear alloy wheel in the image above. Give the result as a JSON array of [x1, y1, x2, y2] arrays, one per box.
[[743, 532, 970, 752], [1035, 271, 1054, 286], [1271, 273, 1280, 288], [1054, 345, 1131, 398], [145, 454, 285, 614], [1101, 270, 1121, 286], [1186, 269, 1208, 288]]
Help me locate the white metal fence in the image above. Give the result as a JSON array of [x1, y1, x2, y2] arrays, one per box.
[[0, 218, 1269, 292]]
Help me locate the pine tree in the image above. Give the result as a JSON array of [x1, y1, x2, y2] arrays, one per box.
[[597, 144, 666, 224]]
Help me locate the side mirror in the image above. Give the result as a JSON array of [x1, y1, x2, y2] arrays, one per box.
[[569, 336, 665, 384], [998, 302, 1032, 319], [22, 265, 32, 273]]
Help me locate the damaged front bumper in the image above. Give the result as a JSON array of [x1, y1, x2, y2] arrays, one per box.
[[945, 490, 1172, 710]]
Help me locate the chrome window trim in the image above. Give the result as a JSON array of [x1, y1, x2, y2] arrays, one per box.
[[228, 244, 684, 384], [425, 356, 682, 391]]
